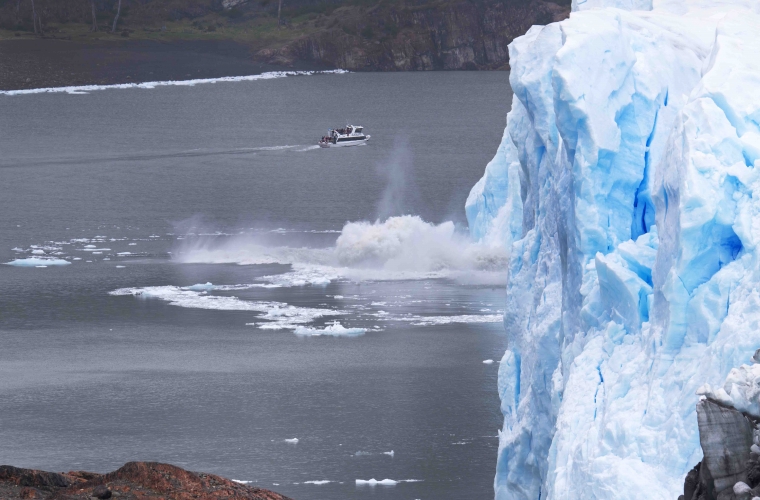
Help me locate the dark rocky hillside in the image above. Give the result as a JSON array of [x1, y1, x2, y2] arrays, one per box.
[[0, 0, 569, 74], [0, 461, 291, 500]]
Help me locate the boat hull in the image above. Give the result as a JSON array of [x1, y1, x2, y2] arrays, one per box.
[[319, 135, 370, 148]]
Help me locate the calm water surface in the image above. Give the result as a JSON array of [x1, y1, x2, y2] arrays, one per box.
[[0, 71, 513, 500]]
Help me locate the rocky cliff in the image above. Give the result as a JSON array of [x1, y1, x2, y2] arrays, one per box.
[[0, 461, 291, 500], [681, 355, 760, 500]]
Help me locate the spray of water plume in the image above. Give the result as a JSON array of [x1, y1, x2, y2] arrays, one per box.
[[173, 136, 507, 282], [175, 215, 508, 283], [375, 136, 420, 220]]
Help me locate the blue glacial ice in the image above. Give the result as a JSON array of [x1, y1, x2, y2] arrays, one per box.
[[466, 0, 760, 498]]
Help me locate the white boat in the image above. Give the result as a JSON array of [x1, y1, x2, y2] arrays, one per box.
[[318, 125, 370, 148]]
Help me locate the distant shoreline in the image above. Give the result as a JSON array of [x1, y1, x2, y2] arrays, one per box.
[[0, 38, 333, 92]]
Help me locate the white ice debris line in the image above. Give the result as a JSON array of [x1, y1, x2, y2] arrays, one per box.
[[0, 70, 349, 96], [109, 285, 347, 330]]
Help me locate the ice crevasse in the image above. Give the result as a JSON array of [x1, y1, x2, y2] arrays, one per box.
[[465, 0, 760, 498]]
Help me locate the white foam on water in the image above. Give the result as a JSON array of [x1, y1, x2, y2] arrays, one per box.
[[231, 480, 253, 484], [109, 286, 281, 312], [1, 70, 349, 96], [5, 258, 71, 267], [294, 321, 366, 337], [384, 450, 395, 457], [176, 215, 508, 284], [259, 265, 339, 287]]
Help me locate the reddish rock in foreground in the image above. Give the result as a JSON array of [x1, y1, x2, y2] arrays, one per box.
[[0, 461, 292, 500]]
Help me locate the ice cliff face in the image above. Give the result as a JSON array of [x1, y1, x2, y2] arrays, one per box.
[[466, 0, 760, 498]]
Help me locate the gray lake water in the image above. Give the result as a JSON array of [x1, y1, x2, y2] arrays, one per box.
[[0, 71, 513, 500]]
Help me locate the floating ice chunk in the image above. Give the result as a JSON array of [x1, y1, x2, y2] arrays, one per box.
[[116, 265, 126, 269], [483, 359, 495, 364], [5, 258, 71, 267], [355, 478, 422, 485], [384, 450, 395, 457], [304, 480, 332, 485], [231, 480, 253, 484], [355, 479, 398, 486], [12, 247, 23, 252], [117, 252, 132, 256], [84, 245, 96, 249], [284, 438, 299, 444], [31, 249, 45, 255], [293, 322, 366, 337], [73, 257, 82, 261], [128, 242, 137, 246]]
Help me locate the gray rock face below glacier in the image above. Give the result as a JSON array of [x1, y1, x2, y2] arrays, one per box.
[[681, 399, 758, 500]]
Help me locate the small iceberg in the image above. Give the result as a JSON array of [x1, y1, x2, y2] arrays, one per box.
[[356, 479, 399, 486], [294, 321, 366, 337], [5, 258, 71, 267]]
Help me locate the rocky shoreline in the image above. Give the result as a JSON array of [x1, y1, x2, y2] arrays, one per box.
[[0, 461, 291, 500], [0, 38, 329, 91]]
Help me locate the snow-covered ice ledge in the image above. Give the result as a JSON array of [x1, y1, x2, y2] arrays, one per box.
[[466, 0, 760, 498]]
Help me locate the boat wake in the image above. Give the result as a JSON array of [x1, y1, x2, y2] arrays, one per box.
[[2, 144, 320, 168]]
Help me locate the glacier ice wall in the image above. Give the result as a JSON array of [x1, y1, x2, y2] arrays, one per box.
[[466, 1, 760, 498]]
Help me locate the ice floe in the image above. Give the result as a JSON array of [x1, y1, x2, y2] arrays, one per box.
[[355, 478, 422, 486], [5, 258, 71, 267], [293, 321, 366, 337]]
